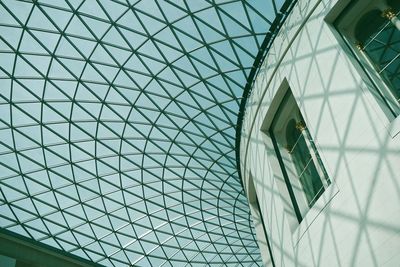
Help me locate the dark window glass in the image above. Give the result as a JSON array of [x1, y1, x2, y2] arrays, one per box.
[[270, 90, 330, 219]]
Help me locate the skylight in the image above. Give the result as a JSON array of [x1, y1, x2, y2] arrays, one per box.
[[0, 0, 289, 266]]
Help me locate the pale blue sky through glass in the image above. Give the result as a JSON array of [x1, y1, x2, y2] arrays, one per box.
[[0, 0, 288, 266]]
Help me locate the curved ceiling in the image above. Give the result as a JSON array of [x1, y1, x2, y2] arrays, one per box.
[[0, 1, 287, 266]]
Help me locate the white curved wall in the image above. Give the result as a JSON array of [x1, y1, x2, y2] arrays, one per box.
[[241, 0, 400, 266]]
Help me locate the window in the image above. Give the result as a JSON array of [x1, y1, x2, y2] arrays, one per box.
[[334, 0, 400, 116], [247, 173, 275, 266], [267, 89, 330, 223]]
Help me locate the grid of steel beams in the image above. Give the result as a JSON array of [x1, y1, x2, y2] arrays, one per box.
[[0, 1, 289, 266]]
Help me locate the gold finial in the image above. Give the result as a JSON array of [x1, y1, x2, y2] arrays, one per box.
[[295, 121, 306, 132], [355, 42, 364, 51], [285, 145, 293, 154], [382, 8, 396, 20]]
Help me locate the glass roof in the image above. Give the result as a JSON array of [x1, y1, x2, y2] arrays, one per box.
[[0, 0, 287, 266]]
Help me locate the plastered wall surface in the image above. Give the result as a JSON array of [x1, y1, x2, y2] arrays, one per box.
[[240, 0, 400, 266]]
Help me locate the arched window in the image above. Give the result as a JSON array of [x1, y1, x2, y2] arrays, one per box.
[[335, 0, 400, 116], [357, 8, 400, 105], [269, 89, 330, 222]]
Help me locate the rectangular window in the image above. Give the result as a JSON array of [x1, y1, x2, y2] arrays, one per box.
[[268, 89, 330, 222]]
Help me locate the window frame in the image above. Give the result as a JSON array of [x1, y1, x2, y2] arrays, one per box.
[[326, 0, 400, 137], [246, 172, 276, 267], [260, 78, 338, 244], [268, 88, 331, 222], [334, 0, 400, 115]]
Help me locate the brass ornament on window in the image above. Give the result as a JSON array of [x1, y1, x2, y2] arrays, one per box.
[[382, 8, 396, 20], [355, 42, 364, 51], [295, 121, 306, 131]]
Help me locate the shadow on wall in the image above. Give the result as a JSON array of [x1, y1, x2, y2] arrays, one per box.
[[243, 0, 400, 266]]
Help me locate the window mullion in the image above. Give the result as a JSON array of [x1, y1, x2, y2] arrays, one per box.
[[297, 122, 331, 188]]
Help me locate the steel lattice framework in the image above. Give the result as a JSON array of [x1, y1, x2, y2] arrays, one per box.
[[0, 0, 289, 266]]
